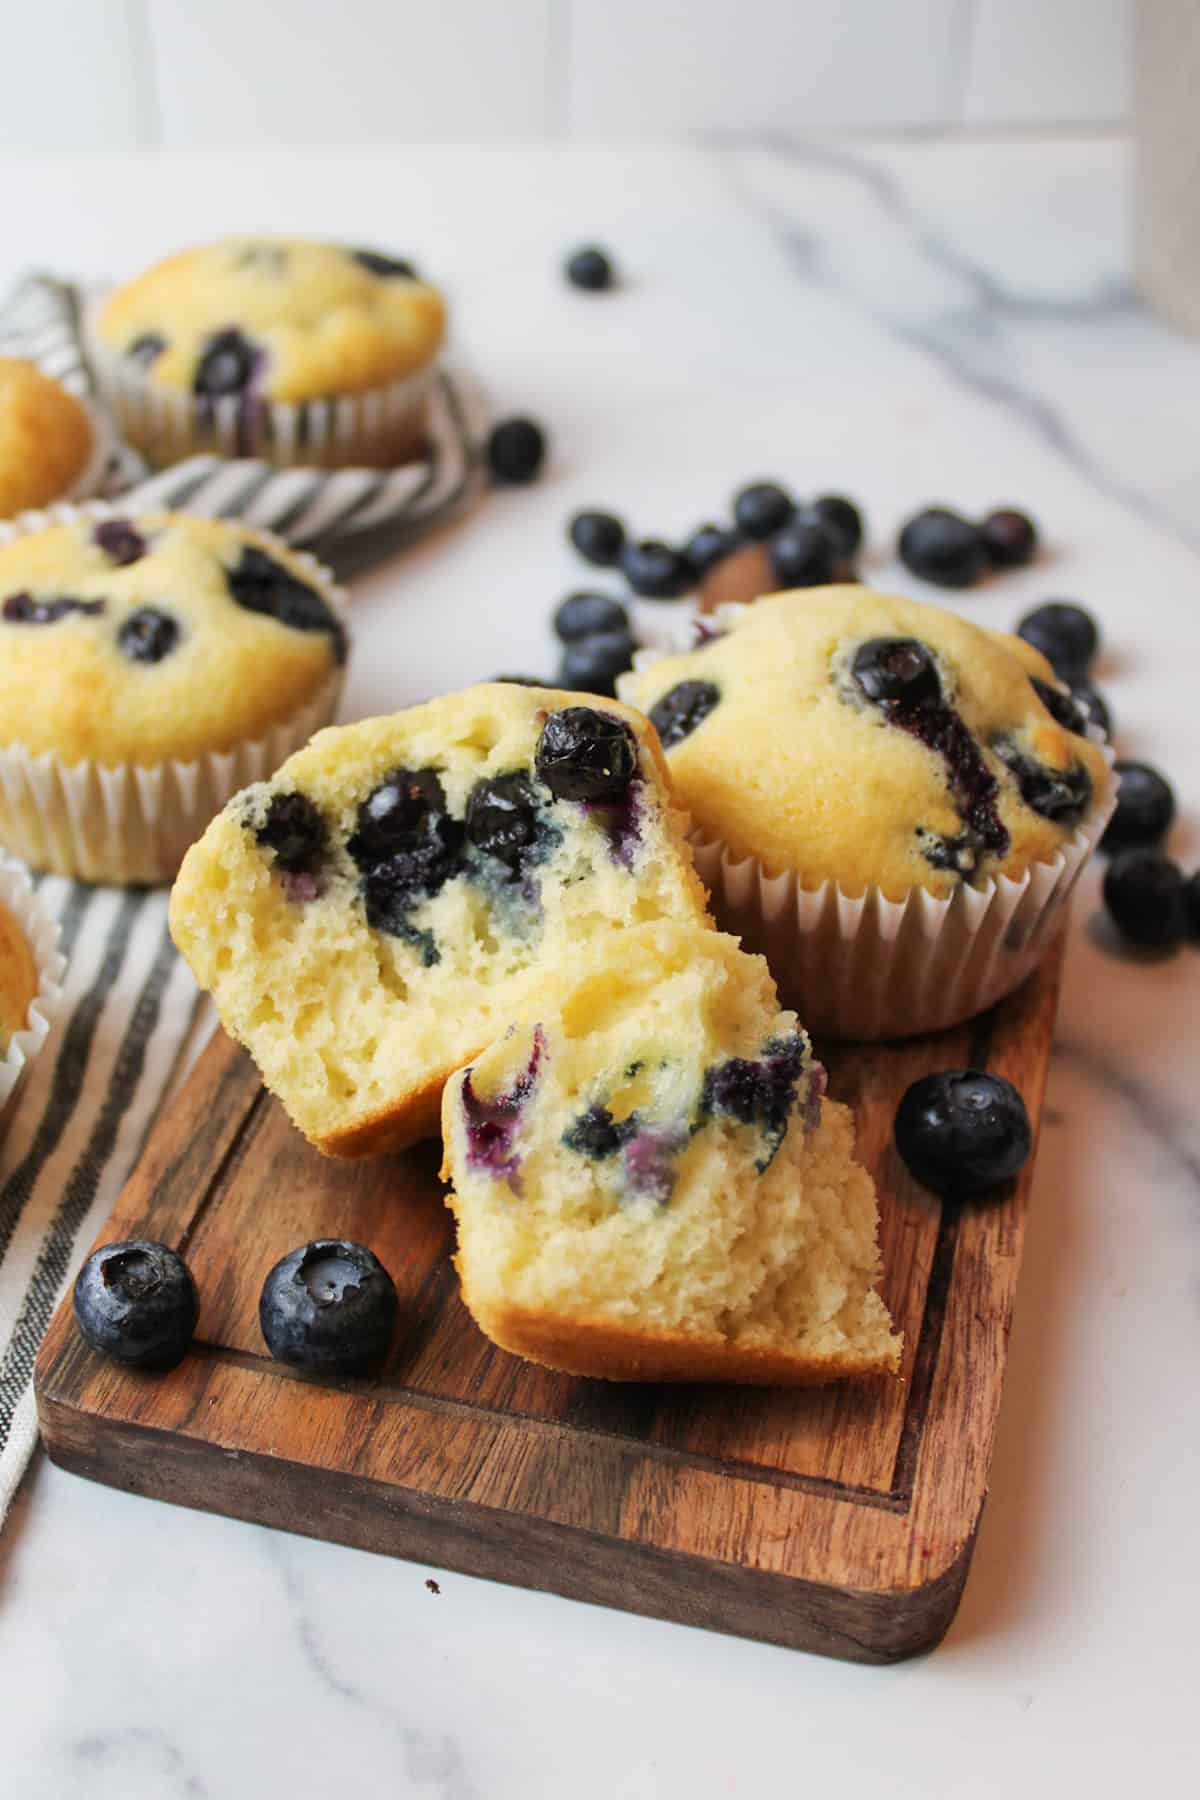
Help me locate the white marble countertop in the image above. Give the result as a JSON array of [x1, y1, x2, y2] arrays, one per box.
[[2, 135, 1199, 1798]]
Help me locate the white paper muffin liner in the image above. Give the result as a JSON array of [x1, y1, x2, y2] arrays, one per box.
[[621, 637, 1117, 1040], [84, 295, 437, 473], [0, 502, 349, 885], [0, 855, 66, 1122]]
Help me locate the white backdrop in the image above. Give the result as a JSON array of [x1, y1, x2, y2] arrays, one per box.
[[0, 0, 1130, 150]]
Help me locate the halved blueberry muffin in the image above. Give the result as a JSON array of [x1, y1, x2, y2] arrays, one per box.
[[91, 237, 446, 469], [442, 921, 900, 1385], [0, 508, 347, 882], [169, 688, 711, 1156]]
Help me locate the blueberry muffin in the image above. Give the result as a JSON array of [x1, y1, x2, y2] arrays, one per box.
[[442, 921, 900, 1385], [0, 859, 64, 1117], [0, 357, 95, 517], [0, 509, 347, 883], [169, 689, 711, 1157], [0, 898, 39, 1053], [621, 587, 1114, 1038], [91, 238, 446, 469]]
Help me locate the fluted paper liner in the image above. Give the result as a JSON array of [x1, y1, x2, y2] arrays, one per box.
[[84, 296, 437, 472], [0, 856, 66, 1121], [0, 503, 348, 885], [621, 636, 1116, 1040]]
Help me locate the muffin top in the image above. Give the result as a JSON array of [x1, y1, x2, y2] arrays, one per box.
[[622, 585, 1111, 900], [95, 238, 446, 404], [0, 512, 346, 768], [0, 358, 93, 518], [0, 898, 39, 1051]]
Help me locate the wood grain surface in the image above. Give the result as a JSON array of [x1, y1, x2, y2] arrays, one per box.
[[34, 927, 1065, 1663]]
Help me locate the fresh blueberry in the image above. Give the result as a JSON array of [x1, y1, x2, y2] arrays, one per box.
[[979, 508, 1038, 569], [226, 546, 346, 663], [259, 1239, 397, 1375], [852, 638, 942, 709], [1183, 872, 1200, 940], [254, 790, 329, 877], [348, 768, 448, 865], [460, 1028, 545, 1186], [621, 539, 689, 599], [1016, 601, 1099, 680], [700, 1033, 808, 1171], [569, 510, 625, 565], [564, 246, 615, 291], [1103, 850, 1186, 950], [562, 1104, 635, 1160], [2, 593, 105, 625], [894, 1071, 1032, 1198], [553, 590, 630, 642], [351, 248, 418, 278], [559, 628, 636, 697], [1069, 680, 1112, 740], [1031, 676, 1087, 735], [733, 481, 795, 540], [769, 519, 837, 587], [1100, 761, 1176, 852], [117, 606, 179, 664], [898, 507, 988, 589], [73, 1239, 198, 1369], [806, 494, 863, 558], [94, 519, 147, 567], [465, 772, 541, 871], [193, 327, 257, 398], [486, 416, 546, 485], [649, 679, 720, 748], [535, 706, 638, 801], [127, 332, 166, 368], [683, 522, 740, 579], [994, 740, 1093, 824]]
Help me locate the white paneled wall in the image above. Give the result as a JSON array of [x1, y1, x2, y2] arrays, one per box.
[[0, 0, 1132, 150]]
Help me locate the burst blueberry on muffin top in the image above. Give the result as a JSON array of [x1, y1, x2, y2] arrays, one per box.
[[0, 512, 345, 767], [95, 237, 446, 405], [622, 585, 1110, 900]]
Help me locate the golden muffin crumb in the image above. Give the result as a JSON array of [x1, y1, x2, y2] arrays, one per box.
[[0, 899, 39, 1051]]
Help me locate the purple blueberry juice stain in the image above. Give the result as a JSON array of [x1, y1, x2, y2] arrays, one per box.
[[584, 778, 643, 869], [802, 1061, 827, 1133], [461, 1027, 546, 1191], [621, 1123, 689, 1205]]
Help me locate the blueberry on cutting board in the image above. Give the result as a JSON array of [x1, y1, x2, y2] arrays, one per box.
[[259, 1240, 398, 1375], [73, 1240, 198, 1369], [894, 1071, 1032, 1198]]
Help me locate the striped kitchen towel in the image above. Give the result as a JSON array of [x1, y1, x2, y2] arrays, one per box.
[[0, 275, 485, 1525]]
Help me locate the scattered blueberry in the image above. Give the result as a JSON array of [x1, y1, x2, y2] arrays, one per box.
[[700, 1033, 807, 1171], [2, 592, 105, 625], [127, 332, 166, 368], [553, 590, 629, 642], [769, 519, 837, 587], [73, 1239, 198, 1369], [351, 248, 418, 278], [565, 246, 615, 291], [733, 481, 795, 540], [259, 1239, 397, 1375], [649, 679, 721, 748], [460, 1028, 545, 1187], [465, 773, 541, 872], [535, 706, 638, 801], [562, 1104, 635, 1160], [227, 547, 346, 663], [852, 637, 942, 709], [117, 606, 179, 664], [486, 416, 546, 485], [348, 768, 462, 954], [254, 790, 328, 877], [993, 741, 1093, 823], [979, 508, 1038, 569], [569, 509, 625, 565], [559, 628, 636, 697], [1069, 680, 1112, 740], [1030, 676, 1087, 735], [683, 522, 740, 579], [348, 768, 448, 864], [898, 507, 988, 589], [1100, 761, 1176, 853], [806, 494, 864, 559], [193, 326, 258, 398], [1016, 601, 1099, 681], [894, 1071, 1032, 1198], [621, 538, 689, 599], [1183, 872, 1200, 940], [1103, 850, 1186, 950], [94, 519, 147, 567]]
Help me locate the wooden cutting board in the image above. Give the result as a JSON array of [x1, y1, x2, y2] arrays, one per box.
[[34, 926, 1063, 1664]]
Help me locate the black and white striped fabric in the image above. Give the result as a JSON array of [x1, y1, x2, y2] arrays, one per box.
[[0, 275, 484, 1523]]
